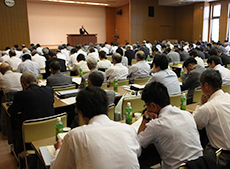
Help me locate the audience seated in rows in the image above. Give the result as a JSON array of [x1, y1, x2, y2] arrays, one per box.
[[47, 61, 72, 87], [146, 54, 181, 95], [138, 82, 203, 169], [193, 69, 230, 168], [50, 86, 141, 169], [181, 57, 206, 104]]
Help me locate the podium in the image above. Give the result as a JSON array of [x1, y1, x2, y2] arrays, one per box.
[[67, 34, 97, 47]]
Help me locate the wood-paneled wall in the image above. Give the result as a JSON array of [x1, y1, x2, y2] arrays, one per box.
[[0, 0, 30, 50], [175, 4, 194, 42], [130, 0, 176, 44], [193, 2, 204, 42], [105, 3, 130, 45], [219, 1, 229, 42]]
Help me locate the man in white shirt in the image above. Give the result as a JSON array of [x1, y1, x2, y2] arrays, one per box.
[[56, 50, 66, 62], [31, 50, 46, 68], [50, 86, 141, 169], [0, 51, 10, 63], [207, 55, 230, 85], [128, 51, 150, 81], [70, 54, 90, 75], [146, 54, 181, 95], [110, 43, 118, 55], [193, 69, 230, 168], [17, 54, 40, 76], [106, 53, 128, 82], [5, 50, 22, 71], [76, 44, 87, 59], [100, 44, 109, 55], [87, 47, 99, 60], [224, 42, 230, 56], [189, 50, 205, 68], [68, 48, 78, 67], [96, 51, 111, 69], [138, 82, 203, 169], [0, 63, 22, 94]]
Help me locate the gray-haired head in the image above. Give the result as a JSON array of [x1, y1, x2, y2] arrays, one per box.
[[21, 72, 37, 85], [22, 48, 30, 53], [31, 50, 38, 56], [42, 47, 49, 54], [86, 55, 97, 69]]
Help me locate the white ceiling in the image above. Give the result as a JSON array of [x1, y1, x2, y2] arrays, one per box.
[[26, 0, 218, 7]]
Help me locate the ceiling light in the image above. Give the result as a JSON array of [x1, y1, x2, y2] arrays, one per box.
[[41, 0, 109, 6]]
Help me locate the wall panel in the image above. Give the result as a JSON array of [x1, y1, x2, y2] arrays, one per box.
[[0, 0, 30, 50]]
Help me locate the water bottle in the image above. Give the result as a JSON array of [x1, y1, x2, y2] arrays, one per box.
[[180, 70, 184, 79], [79, 68, 83, 77], [85, 79, 88, 88], [180, 93, 187, 110], [113, 77, 118, 92], [147, 55, 150, 61], [125, 102, 133, 124], [55, 117, 63, 141]]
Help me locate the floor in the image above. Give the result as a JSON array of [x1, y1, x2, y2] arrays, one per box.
[[0, 132, 18, 169]]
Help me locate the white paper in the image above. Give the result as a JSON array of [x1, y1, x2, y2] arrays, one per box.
[[72, 77, 82, 85], [38, 79, 47, 86], [60, 97, 76, 105]]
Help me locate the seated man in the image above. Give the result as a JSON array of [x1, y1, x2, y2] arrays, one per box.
[[0, 63, 22, 94], [106, 53, 128, 82], [70, 54, 89, 76], [47, 61, 72, 87], [50, 86, 141, 169], [8, 72, 55, 155], [31, 50, 46, 69], [193, 69, 230, 168], [96, 51, 111, 69], [128, 51, 150, 82], [138, 82, 203, 169], [207, 55, 230, 85], [88, 71, 115, 105], [146, 54, 181, 95], [5, 49, 22, 71], [181, 58, 206, 104], [79, 55, 106, 89], [17, 54, 40, 76]]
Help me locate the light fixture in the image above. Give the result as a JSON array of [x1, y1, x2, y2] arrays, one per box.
[[40, 0, 109, 6]]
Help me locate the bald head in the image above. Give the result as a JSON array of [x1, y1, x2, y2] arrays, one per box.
[[0, 63, 11, 75], [136, 50, 145, 61], [112, 53, 122, 64]]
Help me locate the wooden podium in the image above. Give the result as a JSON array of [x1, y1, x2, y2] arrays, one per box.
[[67, 34, 97, 47]]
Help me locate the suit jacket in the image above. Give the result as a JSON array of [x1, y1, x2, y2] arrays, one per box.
[[47, 72, 72, 87], [8, 84, 55, 154], [219, 53, 230, 67], [181, 65, 206, 104], [79, 28, 88, 35], [44, 57, 66, 79], [125, 50, 135, 66], [105, 90, 115, 105], [79, 69, 106, 89], [180, 51, 190, 61]]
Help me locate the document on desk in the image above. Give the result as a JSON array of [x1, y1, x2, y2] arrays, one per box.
[[72, 77, 82, 85], [60, 97, 76, 105], [39, 145, 56, 166]]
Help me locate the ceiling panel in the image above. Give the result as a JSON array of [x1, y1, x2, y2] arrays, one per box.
[[158, 0, 217, 6]]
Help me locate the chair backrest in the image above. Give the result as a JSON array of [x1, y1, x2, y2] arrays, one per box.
[[62, 71, 71, 76], [133, 77, 150, 84], [52, 84, 76, 92], [193, 88, 202, 103], [107, 56, 112, 62], [222, 85, 230, 94], [170, 93, 183, 107], [108, 104, 115, 120], [131, 59, 137, 65], [110, 79, 129, 87], [36, 75, 43, 80], [98, 68, 106, 72], [22, 112, 67, 145], [122, 97, 145, 117]]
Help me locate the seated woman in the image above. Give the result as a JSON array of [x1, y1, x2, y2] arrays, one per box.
[[96, 51, 111, 71], [70, 54, 90, 75]]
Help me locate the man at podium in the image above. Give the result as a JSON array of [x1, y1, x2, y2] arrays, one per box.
[[79, 25, 89, 35]]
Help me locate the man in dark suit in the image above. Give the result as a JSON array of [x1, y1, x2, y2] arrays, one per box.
[[217, 48, 230, 67], [8, 72, 55, 155], [125, 46, 135, 66], [79, 25, 89, 35], [178, 47, 190, 61], [43, 51, 66, 79], [47, 61, 72, 87]]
